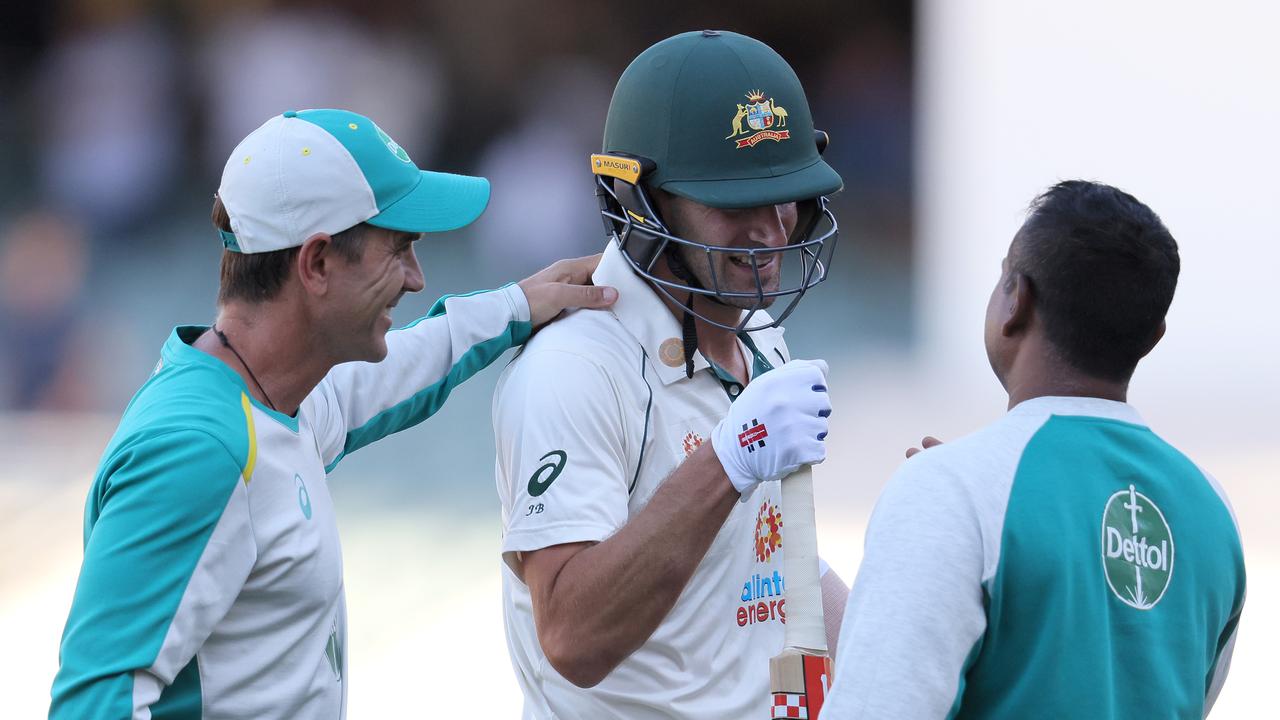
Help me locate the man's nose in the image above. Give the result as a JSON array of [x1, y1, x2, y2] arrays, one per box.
[[746, 205, 789, 247], [403, 247, 426, 293]]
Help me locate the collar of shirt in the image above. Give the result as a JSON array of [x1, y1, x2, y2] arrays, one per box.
[[592, 240, 787, 387], [163, 325, 300, 431], [1008, 395, 1146, 426]]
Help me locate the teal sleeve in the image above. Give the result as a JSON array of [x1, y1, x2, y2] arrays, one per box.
[[316, 285, 532, 472], [50, 430, 254, 720]]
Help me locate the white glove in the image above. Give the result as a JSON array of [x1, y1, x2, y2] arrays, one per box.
[[711, 359, 832, 495]]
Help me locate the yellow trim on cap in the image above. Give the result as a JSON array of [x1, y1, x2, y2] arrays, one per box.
[[591, 154, 643, 185], [240, 393, 258, 484]]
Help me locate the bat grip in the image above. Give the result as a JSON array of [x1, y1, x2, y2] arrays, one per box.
[[781, 465, 826, 652]]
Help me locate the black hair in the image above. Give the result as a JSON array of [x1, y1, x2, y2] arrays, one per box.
[[1012, 180, 1180, 381]]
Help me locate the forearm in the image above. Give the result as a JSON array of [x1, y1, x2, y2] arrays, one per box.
[[533, 444, 737, 686]]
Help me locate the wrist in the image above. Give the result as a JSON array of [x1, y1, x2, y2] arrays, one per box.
[[691, 441, 739, 499], [709, 422, 753, 495], [506, 281, 532, 323]]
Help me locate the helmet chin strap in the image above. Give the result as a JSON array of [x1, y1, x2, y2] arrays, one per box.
[[681, 292, 699, 380], [663, 247, 732, 379]]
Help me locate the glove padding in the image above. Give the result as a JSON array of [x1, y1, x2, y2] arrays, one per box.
[[711, 359, 832, 495]]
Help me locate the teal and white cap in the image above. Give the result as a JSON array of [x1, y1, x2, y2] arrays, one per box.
[[217, 108, 490, 253]]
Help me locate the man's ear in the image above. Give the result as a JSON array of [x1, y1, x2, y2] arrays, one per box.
[[1002, 272, 1035, 337], [297, 233, 333, 295], [1138, 319, 1167, 359]]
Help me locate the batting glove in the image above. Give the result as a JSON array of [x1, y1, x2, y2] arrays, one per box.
[[711, 359, 832, 495]]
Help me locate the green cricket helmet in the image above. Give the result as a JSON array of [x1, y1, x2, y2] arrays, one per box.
[[592, 30, 843, 334]]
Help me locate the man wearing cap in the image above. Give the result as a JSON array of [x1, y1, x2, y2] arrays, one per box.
[[493, 32, 847, 718], [49, 108, 616, 720]]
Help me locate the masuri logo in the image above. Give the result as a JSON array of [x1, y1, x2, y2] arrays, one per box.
[[1101, 484, 1174, 610]]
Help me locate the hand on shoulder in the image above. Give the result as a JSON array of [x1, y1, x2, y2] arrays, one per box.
[[905, 436, 944, 458], [518, 254, 619, 330]]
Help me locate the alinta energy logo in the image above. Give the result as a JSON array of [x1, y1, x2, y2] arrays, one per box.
[[737, 500, 787, 628], [681, 431, 705, 458], [1101, 484, 1175, 610], [755, 500, 783, 562]]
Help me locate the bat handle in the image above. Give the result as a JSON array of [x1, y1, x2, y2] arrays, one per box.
[[781, 465, 826, 653]]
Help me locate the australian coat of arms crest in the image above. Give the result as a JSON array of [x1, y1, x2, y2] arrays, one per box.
[[726, 90, 792, 149]]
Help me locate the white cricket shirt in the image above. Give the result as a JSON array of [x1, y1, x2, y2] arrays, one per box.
[[494, 241, 797, 719]]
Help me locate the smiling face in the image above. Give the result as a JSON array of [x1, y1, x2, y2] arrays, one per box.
[[321, 226, 424, 362], [655, 191, 799, 310]]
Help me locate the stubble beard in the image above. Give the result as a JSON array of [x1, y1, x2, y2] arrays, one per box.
[[674, 245, 781, 310]]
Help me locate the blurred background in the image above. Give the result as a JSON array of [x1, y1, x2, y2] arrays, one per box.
[[0, 0, 1273, 717]]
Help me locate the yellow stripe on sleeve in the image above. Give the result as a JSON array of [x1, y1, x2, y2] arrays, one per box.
[[240, 393, 258, 484]]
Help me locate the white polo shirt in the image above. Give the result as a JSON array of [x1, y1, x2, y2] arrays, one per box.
[[493, 241, 797, 719]]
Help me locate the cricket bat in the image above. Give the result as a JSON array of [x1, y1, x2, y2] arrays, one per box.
[[769, 465, 832, 719]]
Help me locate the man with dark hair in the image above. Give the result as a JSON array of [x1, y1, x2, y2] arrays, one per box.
[[1006, 180, 1181, 382], [50, 108, 616, 720], [824, 180, 1245, 719]]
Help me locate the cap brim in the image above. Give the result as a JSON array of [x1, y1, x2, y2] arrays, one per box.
[[660, 158, 843, 210], [366, 170, 491, 233]]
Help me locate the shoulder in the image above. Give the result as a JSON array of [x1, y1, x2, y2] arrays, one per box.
[[1129, 428, 1244, 541], [522, 307, 637, 364], [499, 309, 645, 393], [493, 309, 650, 430], [878, 411, 1052, 517], [105, 361, 253, 478], [898, 411, 1048, 483]]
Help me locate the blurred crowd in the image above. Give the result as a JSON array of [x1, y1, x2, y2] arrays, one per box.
[[0, 0, 912, 412]]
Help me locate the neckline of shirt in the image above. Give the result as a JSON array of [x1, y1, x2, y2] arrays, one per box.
[[1009, 395, 1145, 426], [165, 325, 302, 431], [592, 240, 786, 387]]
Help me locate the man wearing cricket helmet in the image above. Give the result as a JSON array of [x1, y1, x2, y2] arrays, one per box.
[[50, 108, 614, 720], [494, 30, 847, 718]]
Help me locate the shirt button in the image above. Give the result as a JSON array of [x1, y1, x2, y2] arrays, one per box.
[[729, 384, 742, 396]]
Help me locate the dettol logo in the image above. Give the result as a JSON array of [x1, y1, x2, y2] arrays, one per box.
[[1101, 484, 1174, 610]]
